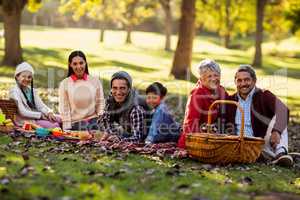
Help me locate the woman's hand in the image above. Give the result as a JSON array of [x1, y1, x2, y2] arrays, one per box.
[[47, 112, 57, 122], [40, 113, 48, 120]]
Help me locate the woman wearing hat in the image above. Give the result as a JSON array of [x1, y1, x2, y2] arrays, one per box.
[[58, 50, 105, 130], [9, 62, 61, 128]]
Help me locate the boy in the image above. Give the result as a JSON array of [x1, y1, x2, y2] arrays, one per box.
[[145, 82, 180, 144]]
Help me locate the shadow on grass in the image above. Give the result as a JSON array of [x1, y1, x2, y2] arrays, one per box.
[[23, 47, 71, 88], [193, 52, 251, 67], [196, 34, 255, 50], [0, 47, 69, 88], [89, 60, 157, 73], [259, 59, 300, 80], [101, 45, 174, 60]]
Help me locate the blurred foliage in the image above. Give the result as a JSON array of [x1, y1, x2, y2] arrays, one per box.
[[59, 0, 157, 29], [27, 0, 42, 12], [196, 0, 255, 43], [285, 0, 300, 36]]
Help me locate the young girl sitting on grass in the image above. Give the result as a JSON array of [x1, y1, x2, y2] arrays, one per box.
[[9, 62, 61, 128], [145, 82, 181, 144]]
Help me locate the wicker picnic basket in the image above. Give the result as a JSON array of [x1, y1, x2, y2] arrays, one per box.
[[0, 99, 17, 133], [185, 100, 265, 164]]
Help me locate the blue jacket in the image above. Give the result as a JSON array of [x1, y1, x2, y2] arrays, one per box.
[[146, 103, 180, 143]]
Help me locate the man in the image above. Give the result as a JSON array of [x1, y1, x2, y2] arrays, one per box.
[[226, 65, 292, 167], [178, 59, 228, 148], [99, 71, 147, 142]]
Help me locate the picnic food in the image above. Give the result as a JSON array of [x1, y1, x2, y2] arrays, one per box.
[[66, 131, 92, 140], [22, 122, 41, 130], [51, 128, 64, 137], [36, 128, 50, 137], [2, 119, 14, 127]]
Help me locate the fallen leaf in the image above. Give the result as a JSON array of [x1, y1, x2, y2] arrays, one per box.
[[0, 178, 10, 185], [22, 151, 30, 161], [240, 176, 253, 185]]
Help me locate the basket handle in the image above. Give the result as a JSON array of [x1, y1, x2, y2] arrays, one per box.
[[207, 100, 244, 140]]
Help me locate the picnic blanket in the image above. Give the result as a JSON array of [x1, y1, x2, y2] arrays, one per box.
[[5, 128, 188, 159], [93, 140, 188, 158]]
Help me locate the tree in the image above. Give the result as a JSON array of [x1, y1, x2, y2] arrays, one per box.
[[252, 0, 267, 68], [120, 0, 155, 44], [158, 0, 173, 51], [170, 0, 196, 79], [196, 0, 255, 48], [0, 0, 41, 66], [264, 0, 290, 42], [59, 0, 155, 44], [285, 0, 300, 37], [59, 0, 119, 43]]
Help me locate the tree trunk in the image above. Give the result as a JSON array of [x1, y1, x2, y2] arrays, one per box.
[[2, 6, 23, 66], [170, 0, 196, 79], [100, 27, 105, 43], [99, 22, 105, 43], [125, 25, 132, 44], [32, 13, 37, 26], [252, 0, 267, 68], [224, 0, 231, 48], [160, 0, 172, 51], [224, 34, 231, 48]]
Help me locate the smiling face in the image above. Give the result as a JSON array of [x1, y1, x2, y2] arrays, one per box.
[[69, 56, 86, 78], [16, 71, 33, 88], [235, 71, 256, 99], [146, 92, 162, 109], [200, 69, 220, 90], [111, 79, 130, 103]]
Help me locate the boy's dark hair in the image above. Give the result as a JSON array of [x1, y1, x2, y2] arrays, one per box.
[[146, 82, 167, 97]]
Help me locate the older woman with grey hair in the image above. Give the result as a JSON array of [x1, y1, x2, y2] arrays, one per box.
[[178, 59, 228, 148]]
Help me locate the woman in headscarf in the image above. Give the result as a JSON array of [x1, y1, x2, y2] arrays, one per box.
[[99, 71, 147, 142]]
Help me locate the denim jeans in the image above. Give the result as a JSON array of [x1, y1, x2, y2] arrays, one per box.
[[150, 132, 180, 143], [71, 117, 100, 131]]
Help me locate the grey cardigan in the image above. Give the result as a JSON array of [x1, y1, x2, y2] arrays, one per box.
[[9, 86, 52, 126]]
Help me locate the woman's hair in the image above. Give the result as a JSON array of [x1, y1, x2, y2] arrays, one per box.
[[198, 59, 221, 76], [67, 50, 89, 77], [146, 82, 167, 97]]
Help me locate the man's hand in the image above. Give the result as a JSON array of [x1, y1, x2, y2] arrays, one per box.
[[270, 131, 281, 150], [100, 133, 109, 141], [107, 135, 120, 143]]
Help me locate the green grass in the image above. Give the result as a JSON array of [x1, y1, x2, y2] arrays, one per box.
[[0, 25, 300, 199], [0, 135, 299, 200]]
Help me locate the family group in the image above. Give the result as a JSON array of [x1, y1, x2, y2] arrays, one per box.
[[9, 50, 293, 167]]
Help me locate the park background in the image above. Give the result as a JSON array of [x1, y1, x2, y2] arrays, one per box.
[[0, 0, 300, 199]]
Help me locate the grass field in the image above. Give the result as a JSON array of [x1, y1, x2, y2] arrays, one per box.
[[0, 26, 300, 199]]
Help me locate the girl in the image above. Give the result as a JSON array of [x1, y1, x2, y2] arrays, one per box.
[[9, 62, 60, 128]]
